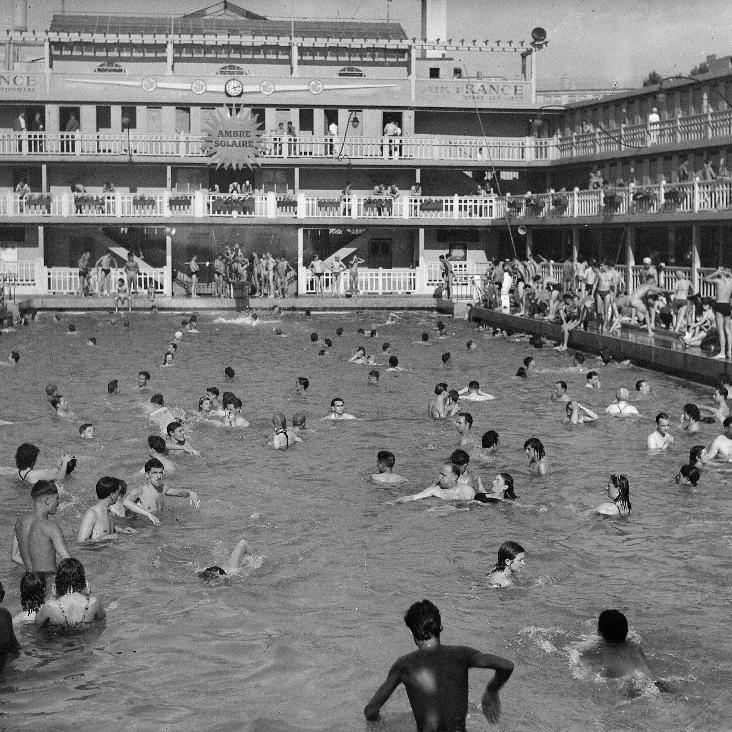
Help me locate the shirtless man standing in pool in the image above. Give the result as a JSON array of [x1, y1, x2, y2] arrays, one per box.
[[702, 267, 732, 360], [704, 416, 732, 462], [12, 480, 71, 574], [428, 383, 450, 419], [77, 477, 137, 542]]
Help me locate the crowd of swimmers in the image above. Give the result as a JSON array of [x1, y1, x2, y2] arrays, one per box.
[[2, 308, 731, 730]]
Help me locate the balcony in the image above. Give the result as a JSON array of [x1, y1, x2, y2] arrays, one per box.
[[3, 179, 732, 224], [0, 131, 552, 165]]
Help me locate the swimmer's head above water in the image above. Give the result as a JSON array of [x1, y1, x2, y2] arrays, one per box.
[[597, 609, 628, 645]]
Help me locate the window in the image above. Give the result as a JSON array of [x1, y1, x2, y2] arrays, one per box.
[[218, 64, 247, 76], [95, 60, 124, 73], [429, 67, 440, 79], [338, 66, 365, 77], [453, 67, 462, 79], [96, 105, 111, 131]]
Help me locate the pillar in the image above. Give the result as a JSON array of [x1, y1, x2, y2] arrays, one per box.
[[37, 225, 45, 292], [691, 224, 701, 292], [625, 226, 635, 293], [166, 41, 174, 74], [417, 226, 426, 293], [166, 165, 172, 190], [41, 164, 47, 193], [294, 167, 300, 193], [571, 227, 579, 262], [297, 227, 305, 296], [290, 41, 298, 76], [667, 227, 676, 265], [525, 228, 533, 259], [164, 232, 173, 297]]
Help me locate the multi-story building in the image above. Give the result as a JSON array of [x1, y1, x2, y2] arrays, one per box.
[[0, 0, 730, 302]]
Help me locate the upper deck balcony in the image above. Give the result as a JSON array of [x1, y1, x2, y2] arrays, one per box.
[[0, 130, 553, 165]]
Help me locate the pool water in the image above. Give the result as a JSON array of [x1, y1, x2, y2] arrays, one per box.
[[0, 311, 730, 731]]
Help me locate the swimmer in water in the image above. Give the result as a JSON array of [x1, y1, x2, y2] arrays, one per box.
[[0, 351, 20, 367], [222, 398, 250, 428], [647, 412, 673, 451], [145, 435, 177, 474], [290, 412, 307, 442], [161, 352, 174, 368], [269, 413, 291, 450], [635, 379, 650, 399], [458, 380, 495, 401], [124, 458, 199, 522], [450, 448, 483, 492], [137, 371, 151, 391], [348, 346, 367, 364], [579, 610, 652, 679], [566, 400, 599, 424], [551, 380, 571, 403], [79, 423, 95, 440], [524, 438, 548, 475], [165, 421, 201, 456], [596, 474, 632, 516], [585, 370, 601, 389], [386, 356, 406, 374], [474, 473, 517, 503], [454, 412, 477, 448], [50, 394, 74, 419], [698, 386, 730, 424], [674, 464, 700, 486], [703, 416, 732, 462], [605, 388, 640, 417], [679, 403, 701, 433], [391, 462, 474, 502], [15, 444, 74, 485], [198, 539, 261, 580], [367, 369, 380, 386], [77, 477, 137, 542], [324, 397, 358, 420], [370, 450, 407, 485], [471, 430, 499, 463], [363, 599, 513, 727], [485, 540, 525, 587], [414, 332, 430, 346]]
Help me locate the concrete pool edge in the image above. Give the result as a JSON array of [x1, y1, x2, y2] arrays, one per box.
[[469, 307, 731, 388]]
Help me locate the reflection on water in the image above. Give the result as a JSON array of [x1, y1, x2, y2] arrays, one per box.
[[0, 311, 730, 730]]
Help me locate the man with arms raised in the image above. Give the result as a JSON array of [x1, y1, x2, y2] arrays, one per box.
[[12, 480, 71, 575], [364, 599, 513, 728]]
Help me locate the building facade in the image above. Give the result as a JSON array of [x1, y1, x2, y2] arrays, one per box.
[[0, 1, 730, 301]]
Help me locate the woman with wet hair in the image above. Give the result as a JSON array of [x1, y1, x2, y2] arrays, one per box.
[[486, 541, 526, 587], [35, 558, 105, 626], [596, 474, 632, 516]]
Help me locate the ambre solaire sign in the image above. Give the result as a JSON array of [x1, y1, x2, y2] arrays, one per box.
[[202, 108, 264, 169]]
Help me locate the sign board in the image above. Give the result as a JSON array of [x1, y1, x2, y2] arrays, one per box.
[[0, 73, 42, 96], [201, 108, 264, 169], [415, 79, 533, 108]]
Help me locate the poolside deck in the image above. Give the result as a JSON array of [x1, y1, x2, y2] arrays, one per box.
[[469, 307, 731, 388], [21, 294, 455, 314]]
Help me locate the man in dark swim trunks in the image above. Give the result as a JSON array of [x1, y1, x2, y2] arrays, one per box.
[[702, 267, 732, 359], [364, 599, 513, 729]]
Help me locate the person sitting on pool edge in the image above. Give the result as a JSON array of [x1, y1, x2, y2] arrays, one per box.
[[198, 538, 263, 580], [391, 462, 474, 503], [370, 450, 407, 485], [363, 599, 514, 727], [485, 540, 525, 587]]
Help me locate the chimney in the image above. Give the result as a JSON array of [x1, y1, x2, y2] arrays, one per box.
[[13, 0, 28, 31], [421, 0, 447, 59]]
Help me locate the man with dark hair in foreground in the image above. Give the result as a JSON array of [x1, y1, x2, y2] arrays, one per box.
[[364, 599, 513, 729]]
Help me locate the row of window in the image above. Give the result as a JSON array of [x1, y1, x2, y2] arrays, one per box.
[[93, 61, 366, 76]]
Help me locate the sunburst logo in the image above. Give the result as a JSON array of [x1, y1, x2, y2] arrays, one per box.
[[202, 108, 265, 170]]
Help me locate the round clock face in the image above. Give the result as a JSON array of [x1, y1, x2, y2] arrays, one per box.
[[141, 77, 157, 93], [225, 78, 243, 97], [308, 79, 324, 95], [259, 80, 275, 96], [191, 79, 207, 95]]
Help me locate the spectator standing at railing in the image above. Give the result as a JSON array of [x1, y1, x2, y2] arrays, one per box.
[[13, 111, 26, 153], [309, 254, 326, 297], [64, 112, 79, 154], [641, 257, 658, 286], [703, 267, 732, 360], [124, 252, 140, 294], [328, 120, 338, 156], [647, 107, 660, 145], [589, 169, 603, 191], [677, 157, 691, 183], [14, 180, 29, 212], [330, 256, 346, 297], [287, 121, 297, 157], [439, 255, 455, 300], [383, 120, 399, 159], [77, 252, 91, 297], [717, 156, 729, 178], [228, 181, 241, 194], [702, 158, 717, 182], [349, 254, 365, 300]]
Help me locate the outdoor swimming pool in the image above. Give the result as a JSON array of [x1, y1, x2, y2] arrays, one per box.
[[0, 311, 730, 731]]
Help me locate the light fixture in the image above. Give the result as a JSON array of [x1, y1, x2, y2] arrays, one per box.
[[165, 226, 176, 237], [350, 115, 360, 129]]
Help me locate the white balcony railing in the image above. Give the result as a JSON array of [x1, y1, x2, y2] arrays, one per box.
[[46, 267, 167, 294], [303, 267, 417, 296]]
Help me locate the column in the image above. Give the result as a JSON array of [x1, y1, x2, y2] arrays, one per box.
[[41, 164, 47, 193], [290, 41, 299, 76], [625, 226, 635, 294], [164, 231, 173, 297], [417, 227, 426, 293], [294, 167, 300, 193], [667, 227, 676, 266], [571, 227, 579, 262], [37, 225, 45, 293], [525, 228, 533, 259], [297, 227, 306, 296], [691, 224, 701, 292], [166, 165, 172, 190], [166, 40, 174, 74], [409, 44, 417, 102]]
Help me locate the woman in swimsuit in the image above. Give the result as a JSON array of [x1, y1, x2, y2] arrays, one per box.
[[13, 572, 47, 625], [596, 474, 631, 516], [524, 437, 547, 475], [485, 540, 526, 587], [270, 413, 290, 450], [35, 558, 105, 626]]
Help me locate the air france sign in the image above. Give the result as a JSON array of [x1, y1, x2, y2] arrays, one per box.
[[0, 73, 39, 95], [417, 80, 532, 107]]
